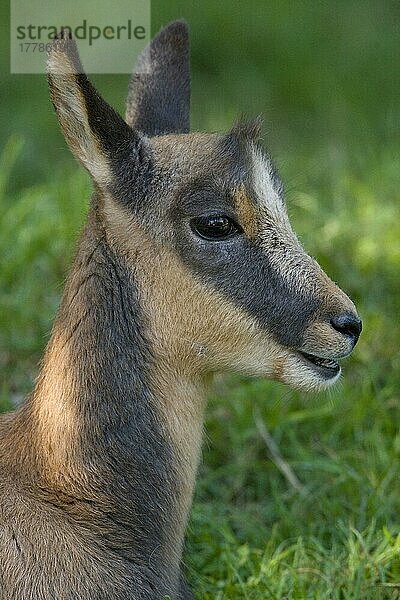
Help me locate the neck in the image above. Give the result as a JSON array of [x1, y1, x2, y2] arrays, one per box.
[[19, 208, 206, 579]]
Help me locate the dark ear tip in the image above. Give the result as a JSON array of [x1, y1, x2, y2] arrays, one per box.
[[160, 19, 189, 33], [153, 19, 189, 49]]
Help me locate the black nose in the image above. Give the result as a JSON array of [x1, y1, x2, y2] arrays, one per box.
[[330, 313, 362, 345]]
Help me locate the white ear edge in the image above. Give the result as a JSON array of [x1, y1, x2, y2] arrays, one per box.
[[51, 78, 111, 185], [48, 52, 112, 186]]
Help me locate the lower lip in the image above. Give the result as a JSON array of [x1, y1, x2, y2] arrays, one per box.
[[299, 351, 340, 379]]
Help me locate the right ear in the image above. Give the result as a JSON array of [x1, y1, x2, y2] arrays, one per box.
[[125, 20, 191, 136], [47, 31, 149, 190]]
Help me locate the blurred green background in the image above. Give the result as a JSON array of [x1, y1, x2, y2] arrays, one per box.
[[1, 1, 399, 598]]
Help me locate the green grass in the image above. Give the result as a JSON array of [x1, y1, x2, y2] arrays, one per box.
[[1, 1, 400, 597]]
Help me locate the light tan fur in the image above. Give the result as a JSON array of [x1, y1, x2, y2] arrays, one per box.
[[32, 332, 81, 485]]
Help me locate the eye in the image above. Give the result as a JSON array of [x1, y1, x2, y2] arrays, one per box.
[[190, 214, 242, 241]]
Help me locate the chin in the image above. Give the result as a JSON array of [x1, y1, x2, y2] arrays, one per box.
[[279, 352, 342, 392]]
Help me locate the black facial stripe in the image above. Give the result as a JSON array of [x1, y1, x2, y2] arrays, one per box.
[[173, 233, 321, 348], [107, 136, 155, 211], [175, 179, 239, 217]]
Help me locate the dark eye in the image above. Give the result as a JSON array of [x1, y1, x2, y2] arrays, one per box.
[[190, 215, 242, 241]]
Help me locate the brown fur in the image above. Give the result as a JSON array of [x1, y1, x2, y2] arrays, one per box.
[[233, 186, 259, 239], [0, 21, 361, 599]]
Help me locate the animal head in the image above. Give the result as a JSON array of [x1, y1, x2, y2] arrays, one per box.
[[47, 21, 361, 392]]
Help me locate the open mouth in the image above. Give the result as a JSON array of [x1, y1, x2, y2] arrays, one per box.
[[299, 351, 340, 379]]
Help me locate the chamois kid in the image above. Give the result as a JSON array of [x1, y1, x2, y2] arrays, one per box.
[[0, 21, 361, 600]]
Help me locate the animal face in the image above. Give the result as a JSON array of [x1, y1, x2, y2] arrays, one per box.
[[47, 22, 361, 393]]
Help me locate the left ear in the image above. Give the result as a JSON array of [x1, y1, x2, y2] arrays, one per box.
[[125, 20, 191, 136], [47, 30, 150, 192]]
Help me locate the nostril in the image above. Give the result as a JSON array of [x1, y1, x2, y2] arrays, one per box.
[[330, 313, 362, 343]]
